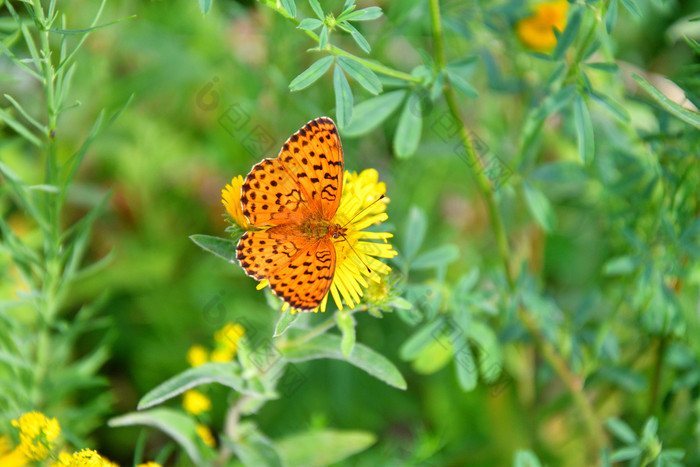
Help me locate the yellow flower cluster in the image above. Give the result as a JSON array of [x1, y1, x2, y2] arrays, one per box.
[[516, 0, 569, 52], [51, 449, 118, 467], [11, 411, 60, 460], [186, 322, 245, 368]]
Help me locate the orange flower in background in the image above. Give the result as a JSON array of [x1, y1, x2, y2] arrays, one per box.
[[516, 0, 569, 52]]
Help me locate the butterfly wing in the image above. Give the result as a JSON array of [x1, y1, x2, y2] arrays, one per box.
[[241, 117, 344, 227], [237, 229, 335, 310]]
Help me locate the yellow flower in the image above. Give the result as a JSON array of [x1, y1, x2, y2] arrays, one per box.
[[186, 345, 209, 367], [11, 411, 60, 460], [0, 435, 27, 467], [250, 169, 397, 313], [516, 0, 569, 52], [210, 348, 234, 362], [51, 449, 118, 467], [182, 389, 212, 415], [222, 175, 252, 230], [214, 323, 245, 354], [136, 463, 161, 467], [195, 424, 216, 447]]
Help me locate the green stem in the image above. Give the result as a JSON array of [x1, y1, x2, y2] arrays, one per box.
[[429, 0, 606, 451], [260, 1, 421, 84], [648, 335, 668, 417], [279, 306, 366, 349]]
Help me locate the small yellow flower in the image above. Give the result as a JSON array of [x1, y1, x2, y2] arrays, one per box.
[[195, 424, 216, 447], [186, 345, 209, 367], [11, 411, 60, 460], [214, 323, 245, 354], [210, 348, 234, 362], [516, 0, 569, 52], [51, 449, 118, 467], [0, 435, 27, 467], [222, 175, 251, 230], [136, 463, 161, 467], [182, 389, 212, 415]]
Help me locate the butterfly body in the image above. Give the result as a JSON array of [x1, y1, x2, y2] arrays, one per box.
[[236, 117, 345, 311]]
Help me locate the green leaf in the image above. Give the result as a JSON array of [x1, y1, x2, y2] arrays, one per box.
[[333, 64, 353, 128], [411, 244, 460, 270], [231, 429, 283, 467], [453, 336, 477, 391], [48, 15, 136, 34], [403, 206, 427, 261], [585, 62, 619, 73], [446, 69, 478, 98], [336, 311, 356, 357], [573, 94, 594, 164], [109, 409, 210, 463], [468, 321, 502, 384], [338, 21, 371, 53], [633, 74, 700, 129], [514, 450, 543, 467], [137, 362, 257, 410], [605, 0, 618, 33], [297, 18, 323, 31], [603, 255, 639, 276], [198, 0, 212, 14], [276, 430, 376, 467], [274, 312, 300, 337], [399, 319, 444, 360], [412, 337, 453, 374], [189, 234, 238, 263], [393, 92, 422, 158], [611, 446, 642, 462], [342, 90, 406, 137], [282, 332, 406, 389], [590, 91, 630, 123], [597, 366, 647, 392], [338, 6, 383, 22], [308, 0, 324, 20], [523, 182, 556, 232], [336, 56, 382, 95], [318, 24, 329, 49], [280, 0, 296, 17], [0, 107, 42, 147], [553, 6, 582, 60], [289, 56, 334, 91], [620, 0, 642, 18], [0, 161, 46, 231]]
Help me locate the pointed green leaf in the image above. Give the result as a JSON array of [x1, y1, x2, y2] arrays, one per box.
[[338, 6, 382, 22], [633, 73, 700, 129], [308, 0, 324, 20], [446, 69, 478, 98], [190, 234, 238, 263], [338, 21, 371, 53], [231, 429, 283, 467], [393, 92, 422, 158], [453, 336, 477, 391], [297, 18, 323, 31], [109, 409, 211, 463], [553, 6, 582, 60], [282, 332, 406, 389], [399, 319, 445, 360], [276, 430, 376, 467], [274, 312, 300, 337], [605, 0, 618, 33], [620, 0, 642, 18], [336, 56, 382, 95], [280, 0, 296, 18], [343, 90, 406, 137], [0, 107, 42, 147], [590, 91, 630, 123], [318, 24, 329, 49], [411, 244, 460, 270], [138, 362, 257, 410], [289, 56, 334, 91], [333, 64, 353, 128], [610, 446, 642, 462], [523, 182, 556, 232], [573, 94, 594, 164], [403, 206, 427, 261], [198, 0, 212, 14], [514, 450, 543, 467]]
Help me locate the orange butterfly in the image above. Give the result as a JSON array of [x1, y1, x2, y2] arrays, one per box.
[[236, 117, 346, 311]]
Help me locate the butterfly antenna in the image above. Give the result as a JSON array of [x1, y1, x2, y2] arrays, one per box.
[[341, 194, 386, 229], [338, 232, 372, 273]]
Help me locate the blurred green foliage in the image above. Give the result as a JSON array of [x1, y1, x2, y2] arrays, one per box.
[[1, 0, 700, 465]]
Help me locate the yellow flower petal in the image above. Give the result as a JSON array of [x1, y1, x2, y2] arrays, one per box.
[[182, 390, 212, 415], [222, 175, 251, 230], [196, 424, 216, 447], [186, 345, 208, 367], [516, 0, 569, 52]]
